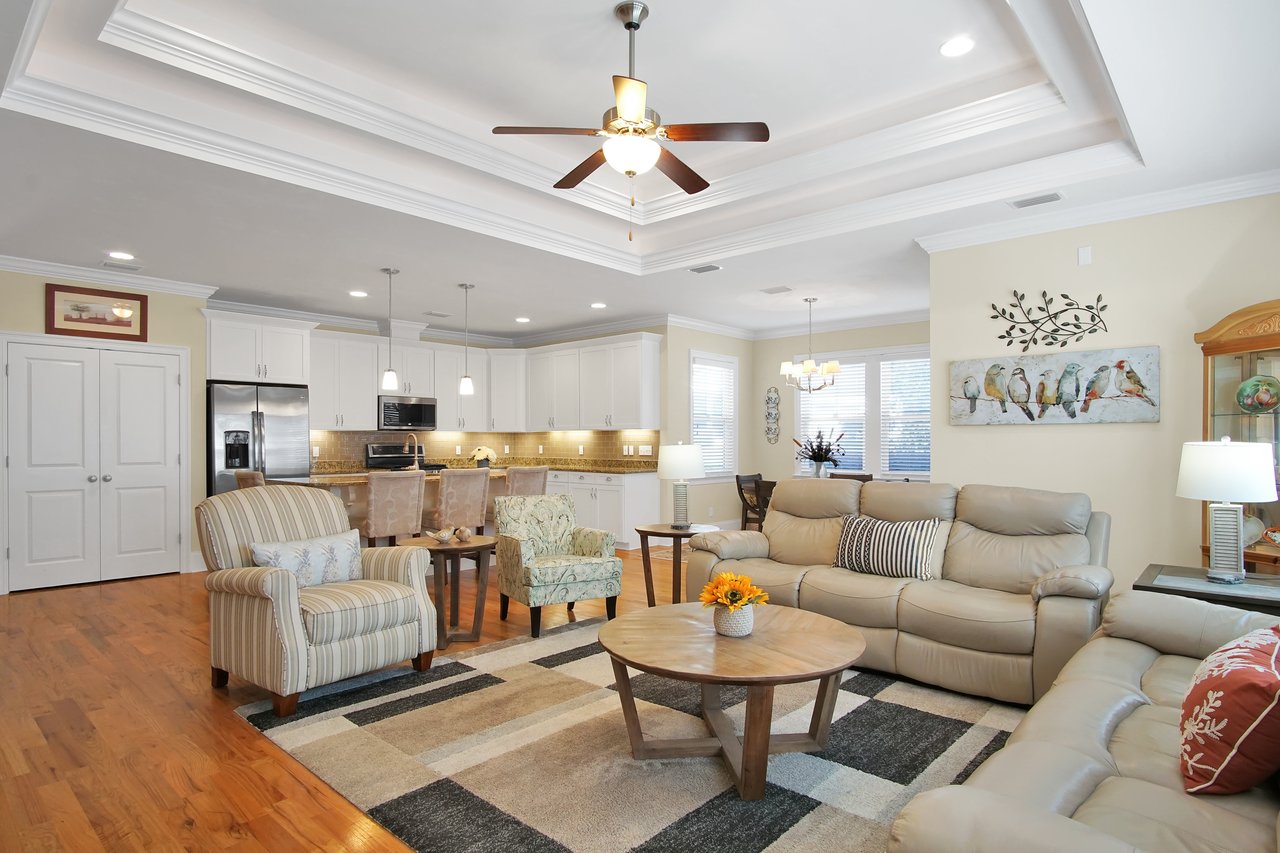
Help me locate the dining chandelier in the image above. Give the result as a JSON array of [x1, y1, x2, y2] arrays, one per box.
[[779, 297, 840, 393]]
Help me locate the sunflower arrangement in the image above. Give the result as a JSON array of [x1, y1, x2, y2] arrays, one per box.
[[699, 572, 769, 613]]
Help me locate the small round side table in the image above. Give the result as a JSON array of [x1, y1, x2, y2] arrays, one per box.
[[634, 523, 719, 607]]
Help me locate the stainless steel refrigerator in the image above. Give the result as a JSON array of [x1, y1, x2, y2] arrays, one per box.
[[207, 383, 310, 495]]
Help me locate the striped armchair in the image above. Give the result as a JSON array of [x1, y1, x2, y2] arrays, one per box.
[[195, 485, 437, 716]]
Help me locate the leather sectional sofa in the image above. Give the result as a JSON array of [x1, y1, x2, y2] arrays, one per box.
[[686, 479, 1112, 704], [890, 592, 1280, 852]]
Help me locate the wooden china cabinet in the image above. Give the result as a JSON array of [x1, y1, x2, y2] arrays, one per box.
[[1194, 299, 1280, 572]]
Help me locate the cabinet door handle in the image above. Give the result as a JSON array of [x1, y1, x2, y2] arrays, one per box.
[[263, 364, 268, 378], [88, 475, 98, 483], [102, 474, 113, 483]]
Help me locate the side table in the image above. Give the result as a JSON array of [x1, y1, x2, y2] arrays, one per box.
[[400, 534, 497, 649], [1132, 563, 1280, 617], [635, 523, 719, 607]]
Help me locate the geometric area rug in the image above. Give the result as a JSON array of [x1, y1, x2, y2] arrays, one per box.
[[237, 618, 1025, 853]]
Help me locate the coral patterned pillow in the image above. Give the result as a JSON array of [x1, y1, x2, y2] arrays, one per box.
[[1180, 624, 1280, 794]]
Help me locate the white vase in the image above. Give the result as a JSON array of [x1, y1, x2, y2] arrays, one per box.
[[714, 604, 754, 637], [814, 461, 829, 478]]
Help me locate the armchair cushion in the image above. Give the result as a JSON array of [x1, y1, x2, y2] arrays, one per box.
[[522, 556, 623, 587], [571, 527, 615, 558], [298, 580, 419, 645], [251, 529, 362, 588], [1032, 565, 1114, 602], [899, 579, 1036, 655], [494, 494, 575, 556]]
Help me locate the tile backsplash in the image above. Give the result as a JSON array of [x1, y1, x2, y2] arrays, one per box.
[[310, 429, 660, 472]]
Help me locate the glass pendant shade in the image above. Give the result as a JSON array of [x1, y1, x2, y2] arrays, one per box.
[[603, 135, 661, 175], [459, 374, 475, 396], [381, 368, 399, 391]]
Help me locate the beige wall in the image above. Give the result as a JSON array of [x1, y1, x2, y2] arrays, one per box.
[[749, 322, 931, 483], [930, 194, 1280, 589], [0, 270, 208, 509]]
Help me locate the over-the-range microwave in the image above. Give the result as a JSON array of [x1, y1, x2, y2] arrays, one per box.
[[378, 395, 437, 431]]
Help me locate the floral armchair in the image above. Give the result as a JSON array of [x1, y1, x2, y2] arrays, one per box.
[[493, 494, 622, 637]]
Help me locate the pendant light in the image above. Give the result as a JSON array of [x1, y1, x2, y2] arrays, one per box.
[[458, 283, 475, 396], [380, 267, 400, 392], [780, 297, 840, 393]]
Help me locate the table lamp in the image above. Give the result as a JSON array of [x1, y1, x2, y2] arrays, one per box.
[[1176, 438, 1278, 584], [657, 443, 705, 530]]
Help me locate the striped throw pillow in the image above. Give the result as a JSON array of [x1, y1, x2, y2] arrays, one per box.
[[834, 516, 941, 580]]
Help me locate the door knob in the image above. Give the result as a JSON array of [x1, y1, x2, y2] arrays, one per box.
[[102, 474, 113, 482], [87, 475, 98, 483]]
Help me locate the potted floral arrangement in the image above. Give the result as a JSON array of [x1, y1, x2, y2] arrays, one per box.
[[699, 572, 769, 637], [793, 430, 844, 478], [470, 445, 498, 468]]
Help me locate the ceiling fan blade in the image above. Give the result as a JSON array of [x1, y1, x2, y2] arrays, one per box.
[[492, 126, 601, 136], [613, 75, 648, 124], [553, 149, 607, 189], [655, 147, 710, 194], [661, 122, 770, 142]]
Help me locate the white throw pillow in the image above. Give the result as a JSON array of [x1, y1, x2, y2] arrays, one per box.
[[251, 529, 362, 588], [834, 515, 941, 580]]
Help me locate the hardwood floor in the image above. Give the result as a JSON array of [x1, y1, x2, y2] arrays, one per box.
[[0, 549, 682, 852]]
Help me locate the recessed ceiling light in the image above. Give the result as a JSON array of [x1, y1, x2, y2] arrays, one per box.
[[939, 34, 974, 58], [107, 250, 134, 261], [349, 290, 368, 298], [515, 317, 531, 323], [590, 302, 607, 309]]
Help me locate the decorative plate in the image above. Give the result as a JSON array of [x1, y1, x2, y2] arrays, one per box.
[[1266, 527, 1280, 548], [1237, 374, 1280, 414], [765, 386, 781, 444]]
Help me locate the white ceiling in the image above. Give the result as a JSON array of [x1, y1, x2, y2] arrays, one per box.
[[0, 0, 1277, 340]]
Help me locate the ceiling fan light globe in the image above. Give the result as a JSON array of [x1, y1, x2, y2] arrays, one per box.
[[603, 135, 661, 176]]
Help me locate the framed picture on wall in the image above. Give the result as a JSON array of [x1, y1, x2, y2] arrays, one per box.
[[45, 283, 149, 342]]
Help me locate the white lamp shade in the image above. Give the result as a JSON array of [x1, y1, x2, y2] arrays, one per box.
[[657, 444, 705, 480], [381, 367, 399, 391], [458, 374, 475, 396], [603, 135, 661, 175], [1176, 440, 1278, 503]]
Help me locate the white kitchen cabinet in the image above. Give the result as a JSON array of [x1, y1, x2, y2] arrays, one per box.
[[546, 470, 656, 548], [381, 342, 434, 398], [205, 310, 313, 384], [431, 345, 488, 431], [459, 352, 488, 432], [487, 349, 526, 432], [527, 350, 580, 430], [311, 332, 379, 430], [532, 333, 658, 431], [527, 353, 554, 431]]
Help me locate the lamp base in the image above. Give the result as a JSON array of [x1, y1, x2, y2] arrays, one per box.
[[671, 480, 690, 530], [1206, 501, 1246, 585], [1206, 570, 1246, 585]]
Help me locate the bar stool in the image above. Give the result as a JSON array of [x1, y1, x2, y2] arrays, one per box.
[[234, 470, 265, 489], [424, 468, 491, 535], [505, 466, 549, 496], [358, 470, 426, 547]]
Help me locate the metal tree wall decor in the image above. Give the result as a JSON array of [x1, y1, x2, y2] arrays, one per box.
[[991, 290, 1108, 351]]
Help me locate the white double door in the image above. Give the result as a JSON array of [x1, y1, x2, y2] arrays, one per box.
[[7, 343, 182, 590]]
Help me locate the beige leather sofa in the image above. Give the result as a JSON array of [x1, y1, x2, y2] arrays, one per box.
[[686, 479, 1112, 704], [890, 592, 1280, 852]]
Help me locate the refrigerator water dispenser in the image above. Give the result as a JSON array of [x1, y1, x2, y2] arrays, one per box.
[[224, 430, 250, 469]]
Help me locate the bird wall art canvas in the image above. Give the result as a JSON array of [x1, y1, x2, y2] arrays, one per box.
[[949, 346, 1160, 425]]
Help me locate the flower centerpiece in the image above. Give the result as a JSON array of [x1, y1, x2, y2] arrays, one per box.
[[793, 430, 844, 478], [700, 572, 769, 637], [470, 445, 497, 468]]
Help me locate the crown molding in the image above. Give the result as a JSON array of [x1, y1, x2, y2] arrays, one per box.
[[98, 7, 630, 221], [665, 314, 753, 341], [207, 299, 516, 345], [0, 253, 218, 298], [0, 76, 645, 276], [640, 140, 1140, 273], [3, 0, 47, 92], [752, 309, 930, 340], [515, 314, 672, 347], [915, 170, 1280, 253]]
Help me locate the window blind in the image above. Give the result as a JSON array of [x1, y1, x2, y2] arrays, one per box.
[[797, 362, 866, 473], [690, 354, 737, 476], [880, 357, 931, 473]]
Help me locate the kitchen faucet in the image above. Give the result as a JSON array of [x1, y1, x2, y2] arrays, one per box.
[[401, 433, 420, 470]]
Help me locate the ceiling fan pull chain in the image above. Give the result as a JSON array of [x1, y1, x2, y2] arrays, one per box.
[[628, 176, 636, 241]]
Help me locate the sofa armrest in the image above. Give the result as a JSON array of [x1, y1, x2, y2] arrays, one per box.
[[361, 546, 437, 654], [1032, 565, 1114, 602], [689, 530, 769, 560], [889, 787, 1138, 853], [571, 527, 616, 558], [1100, 590, 1280, 658], [204, 566, 308, 696], [497, 534, 535, 570], [205, 565, 295, 598]]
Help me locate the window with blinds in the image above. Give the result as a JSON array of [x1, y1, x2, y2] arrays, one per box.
[[689, 352, 738, 477], [795, 348, 931, 477]]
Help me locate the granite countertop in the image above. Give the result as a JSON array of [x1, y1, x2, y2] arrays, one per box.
[[267, 470, 509, 488], [310, 458, 658, 476]]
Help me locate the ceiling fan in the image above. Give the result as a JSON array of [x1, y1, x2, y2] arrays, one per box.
[[492, 1, 769, 195]]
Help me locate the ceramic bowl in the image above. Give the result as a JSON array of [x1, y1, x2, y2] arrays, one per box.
[[1237, 374, 1280, 414]]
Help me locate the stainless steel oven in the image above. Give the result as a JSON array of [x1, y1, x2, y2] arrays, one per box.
[[377, 395, 437, 430]]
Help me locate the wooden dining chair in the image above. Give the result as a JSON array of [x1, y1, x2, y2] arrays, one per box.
[[234, 470, 265, 489], [358, 470, 426, 546], [828, 472, 874, 482], [736, 473, 766, 530]]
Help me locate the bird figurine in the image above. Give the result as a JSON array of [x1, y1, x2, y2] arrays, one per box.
[[983, 364, 1008, 413], [1081, 365, 1112, 414], [1114, 359, 1156, 406], [962, 375, 979, 413], [1057, 363, 1083, 418], [1008, 367, 1034, 421], [1036, 369, 1057, 419]]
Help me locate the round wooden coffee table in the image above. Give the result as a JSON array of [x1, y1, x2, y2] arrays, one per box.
[[598, 602, 866, 800]]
